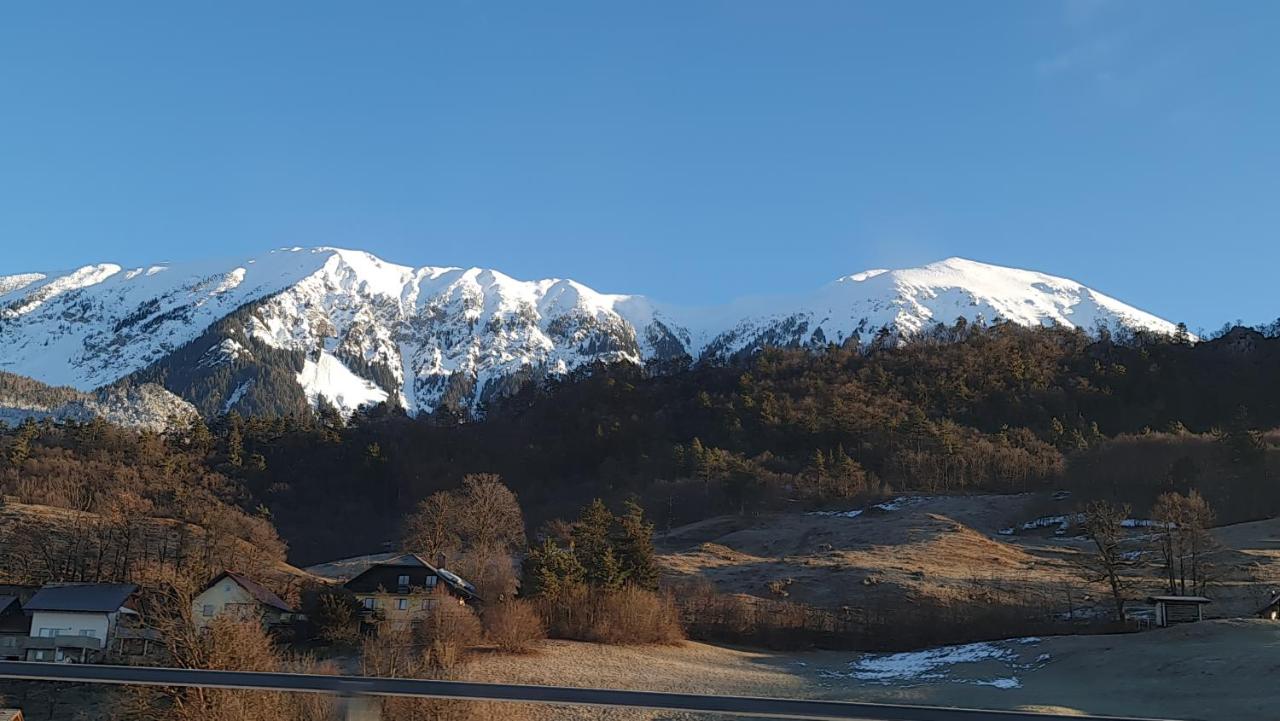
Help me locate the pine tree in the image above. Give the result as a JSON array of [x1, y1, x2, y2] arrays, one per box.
[[6, 417, 37, 467], [572, 499, 623, 589], [523, 538, 586, 598], [615, 499, 659, 590], [226, 421, 244, 468], [187, 416, 214, 455]]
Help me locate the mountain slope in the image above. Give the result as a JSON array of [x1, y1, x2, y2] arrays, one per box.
[[0, 249, 1181, 417], [0, 371, 196, 430], [693, 257, 1184, 362]]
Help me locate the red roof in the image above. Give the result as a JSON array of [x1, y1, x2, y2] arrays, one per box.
[[206, 572, 294, 613]]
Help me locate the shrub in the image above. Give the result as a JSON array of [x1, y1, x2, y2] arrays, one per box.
[[483, 600, 545, 653], [535, 585, 683, 645], [589, 586, 683, 645], [310, 590, 361, 646], [416, 604, 484, 671]]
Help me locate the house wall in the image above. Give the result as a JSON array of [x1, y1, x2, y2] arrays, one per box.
[[353, 586, 462, 629], [192, 580, 283, 628], [28, 611, 111, 641], [27, 610, 115, 660]]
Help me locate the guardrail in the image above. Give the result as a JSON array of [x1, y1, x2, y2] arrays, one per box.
[[0, 661, 1171, 721]]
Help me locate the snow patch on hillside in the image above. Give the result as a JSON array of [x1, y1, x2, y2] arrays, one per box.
[[296, 351, 388, 414]]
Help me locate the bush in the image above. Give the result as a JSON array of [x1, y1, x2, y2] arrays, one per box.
[[310, 589, 361, 646], [589, 586, 683, 645], [535, 585, 683, 645], [483, 600, 545, 653], [416, 605, 484, 671]]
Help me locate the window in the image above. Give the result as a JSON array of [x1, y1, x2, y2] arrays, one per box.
[[397, 574, 410, 586], [422, 599, 438, 611], [362, 597, 376, 609], [425, 576, 437, 588], [79, 629, 98, 638], [202, 604, 216, 617], [397, 598, 409, 611]]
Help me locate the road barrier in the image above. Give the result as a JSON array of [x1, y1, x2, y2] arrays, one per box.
[[0, 661, 1169, 721]]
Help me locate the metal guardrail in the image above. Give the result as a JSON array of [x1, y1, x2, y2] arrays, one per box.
[[0, 661, 1172, 721]]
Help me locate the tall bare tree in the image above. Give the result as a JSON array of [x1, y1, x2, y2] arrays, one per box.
[[1152, 490, 1218, 596], [1079, 500, 1133, 621]]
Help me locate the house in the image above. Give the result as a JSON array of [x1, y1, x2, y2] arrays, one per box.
[[1255, 592, 1280, 620], [343, 554, 479, 629], [0, 595, 32, 660], [0, 708, 25, 721], [1149, 595, 1211, 627], [192, 571, 298, 630], [22, 583, 137, 662]]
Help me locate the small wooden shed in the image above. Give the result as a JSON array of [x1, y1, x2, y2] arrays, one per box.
[[1149, 595, 1210, 627], [1255, 593, 1280, 620]]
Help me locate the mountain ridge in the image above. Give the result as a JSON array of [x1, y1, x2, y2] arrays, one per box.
[[0, 248, 1183, 419]]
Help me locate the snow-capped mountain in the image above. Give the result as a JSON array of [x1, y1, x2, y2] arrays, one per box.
[[0, 249, 1181, 419]]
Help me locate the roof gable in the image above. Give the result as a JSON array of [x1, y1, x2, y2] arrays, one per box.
[[203, 572, 294, 613], [342, 553, 480, 601]]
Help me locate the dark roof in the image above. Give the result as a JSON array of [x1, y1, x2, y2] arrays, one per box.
[[24, 583, 137, 613], [344, 553, 480, 601], [0, 585, 39, 604], [0, 596, 18, 615], [204, 572, 294, 613], [374, 553, 433, 568]]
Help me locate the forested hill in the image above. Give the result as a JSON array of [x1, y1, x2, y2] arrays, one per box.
[[4, 322, 1280, 565]]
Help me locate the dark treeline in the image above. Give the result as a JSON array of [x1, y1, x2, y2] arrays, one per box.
[[4, 321, 1280, 564]]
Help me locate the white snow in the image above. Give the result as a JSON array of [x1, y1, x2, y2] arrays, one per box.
[[222, 380, 254, 413], [975, 677, 1021, 689], [0, 273, 47, 296], [0, 249, 1186, 415], [808, 509, 864, 519], [830, 637, 1048, 689], [295, 351, 388, 414], [873, 496, 929, 512], [846, 642, 1019, 682]]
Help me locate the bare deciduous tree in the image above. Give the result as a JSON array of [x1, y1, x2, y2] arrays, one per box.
[[1079, 500, 1133, 621], [1152, 490, 1219, 596]]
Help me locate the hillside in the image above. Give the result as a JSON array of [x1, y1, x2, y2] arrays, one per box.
[[0, 371, 195, 431], [0, 499, 317, 594], [658, 494, 1280, 634], [0, 248, 1182, 418]]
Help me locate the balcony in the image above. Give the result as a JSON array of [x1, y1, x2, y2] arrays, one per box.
[[22, 635, 105, 652]]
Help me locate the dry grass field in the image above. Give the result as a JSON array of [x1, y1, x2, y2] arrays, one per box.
[[658, 493, 1280, 622], [461, 619, 1280, 720]]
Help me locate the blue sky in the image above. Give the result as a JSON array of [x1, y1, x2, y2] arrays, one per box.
[[1, 1, 1276, 333]]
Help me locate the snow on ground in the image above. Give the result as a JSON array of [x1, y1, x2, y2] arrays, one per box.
[[222, 380, 254, 413], [872, 496, 929, 512], [808, 496, 931, 519], [824, 637, 1049, 689], [808, 509, 863, 519], [295, 351, 388, 414]]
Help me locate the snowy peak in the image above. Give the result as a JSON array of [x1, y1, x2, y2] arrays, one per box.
[[0, 248, 1182, 419], [819, 256, 1180, 337]]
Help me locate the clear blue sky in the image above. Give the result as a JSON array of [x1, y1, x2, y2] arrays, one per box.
[[1, 1, 1276, 333]]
